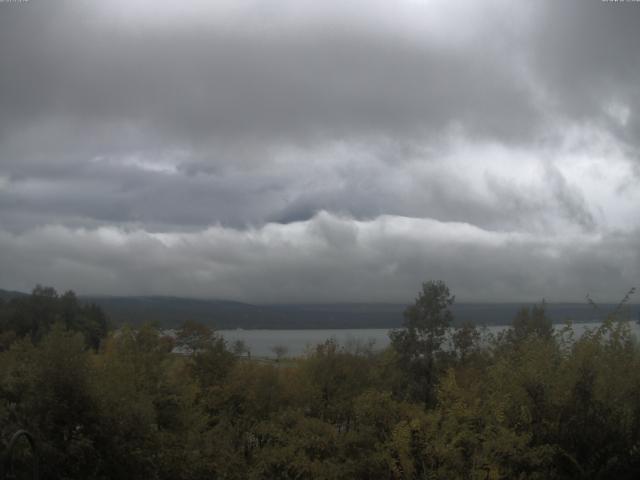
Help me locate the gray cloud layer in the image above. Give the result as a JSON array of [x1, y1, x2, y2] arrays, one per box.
[[1, 212, 637, 303], [0, 0, 639, 301]]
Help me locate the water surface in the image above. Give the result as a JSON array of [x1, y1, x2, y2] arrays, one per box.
[[220, 321, 640, 358]]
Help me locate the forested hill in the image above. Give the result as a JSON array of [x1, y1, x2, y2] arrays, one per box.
[[2, 289, 638, 328], [0, 288, 28, 301], [83, 297, 405, 329], [66, 295, 640, 329]]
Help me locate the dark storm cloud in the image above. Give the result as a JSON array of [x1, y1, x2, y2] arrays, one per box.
[[1, 1, 638, 151], [544, 163, 596, 231], [532, 1, 640, 130], [0, 0, 537, 147], [0, 0, 639, 301]]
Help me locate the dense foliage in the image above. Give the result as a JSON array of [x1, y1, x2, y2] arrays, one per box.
[[2, 283, 640, 479]]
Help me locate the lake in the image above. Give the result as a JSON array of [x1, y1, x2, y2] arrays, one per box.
[[219, 321, 640, 358]]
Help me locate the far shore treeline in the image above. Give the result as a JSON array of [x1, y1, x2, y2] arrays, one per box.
[[2, 282, 640, 479], [2, 287, 638, 329]]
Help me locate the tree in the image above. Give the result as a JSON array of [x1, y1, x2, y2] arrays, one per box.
[[271, 344, 288, 363], [0, 325, 99, 479], [59, 290, 109, 350], [176, 320, 216, 354], [0, 286, 109, 350], [389, 280, 455, 406], [452, 321, 481, 361], [508, 301, 553, 344], [232, 339, 250, 358], [179, 322, 236, 390]]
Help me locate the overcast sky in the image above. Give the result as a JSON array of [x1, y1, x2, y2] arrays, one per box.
[[1, 0, 639, 303]]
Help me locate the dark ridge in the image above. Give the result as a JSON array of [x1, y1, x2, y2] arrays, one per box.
[[78, 295, 640, 330], [0, 288, 29, 301], [3, 288, 638, 329]]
